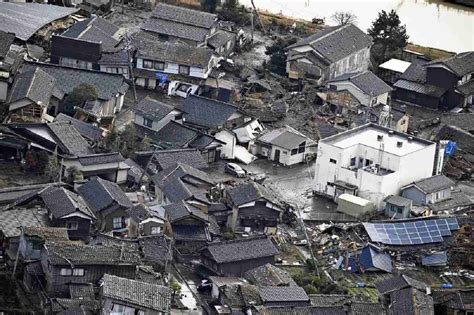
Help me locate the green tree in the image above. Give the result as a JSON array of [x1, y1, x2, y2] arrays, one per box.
[[219, 0, 249, 25], [138, 135, 151, 152], [63, 83, 98, 116], [201, 0, 218, 13], [303, 284, 318, 294], [368, 10, 409, 65], [103, 126, 120, 152], [170, 280, 182, 300], [265, 37, 297, 76], [120, 124, 138, 158]]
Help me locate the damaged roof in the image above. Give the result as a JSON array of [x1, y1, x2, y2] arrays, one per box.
[[101, 274, 172, 312], [23, 226, 69, 241], [328, 71, 393, 96], [0, 31, 15, 59], [0, 3, 78, 41], [54, 114, 103, 142], [204, 236, 278, 264], [427, 51, 474, 77], [0, 208, 50, 238], [375, 275, 428, 295], [258, 286, 309, 303], [48, 122, 94, 156], [257, 125, 315, 150], [244, 263, 297, 287], [136, 148, 208, 172], [390, 287, 434, 315]]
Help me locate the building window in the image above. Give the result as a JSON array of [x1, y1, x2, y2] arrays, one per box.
[[143, 60, 153, 69], [298, 141, 306, 153], [72, 268, 85, 276], [113, 217, 125, 230], [154, 61, 165, 70], [365, 159, 372, 166], [329, 158, 337, 164], [32, 241, 42, 250], [396, 207, 404, 214], [143, 117, 153, 128], [350, 157, 356, 166], [174, 113, 183, 120], [179, 65, 190, 75], [291, 148, 298, 155], [60, 268, 72, 276], [65, 221, 78, 230], [327, 182, 335, 187], [106, 67, 117, 73]]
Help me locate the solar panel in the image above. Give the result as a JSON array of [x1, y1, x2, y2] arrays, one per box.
[[363, 218, 459, 245]]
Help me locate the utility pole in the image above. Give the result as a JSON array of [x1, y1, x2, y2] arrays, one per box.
[[124, 32, 137, 102], [296, 203, 320, 277], [250, 10, 254, 44], [250, 0, 266, 34]]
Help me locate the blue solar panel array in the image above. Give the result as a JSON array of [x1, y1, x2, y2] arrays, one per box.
[[363, 218, 459, 245]]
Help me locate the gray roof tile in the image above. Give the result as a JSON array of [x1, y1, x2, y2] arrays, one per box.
[[77, 152, 124, 166], [427, 51, 474, 77], [55, 113, 103, 141], [77, 177, 132, 213], [288, 24, 372, 63], [258, 286, 309, 303], [410, 174, 455, 194], [204, 236, 278, 264], [390, 287, 434, 315], [46, 241, 141, 265], [9, 68, 55, 106], [40, 187, 95, 219], [329, 71, 393, 96], [133, 31, 214, 67], [151, 2, 216, 29], [0, 31, 15, 59], [22, 61, 128, 101], [0, 208, 50, 238], [244, 263, 297, 287], [227, 182, 281, 207], [179, 95, 241, 129], [101, 274, 172, 312], [375, 275, 427, 295], [48, 122, 94, 156], [62, 16, 119, 47], [133, 96, 175, 120]]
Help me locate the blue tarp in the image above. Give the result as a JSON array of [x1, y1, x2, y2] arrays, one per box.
[[155, 72, 168, 84], [444, 141, 457, 156]]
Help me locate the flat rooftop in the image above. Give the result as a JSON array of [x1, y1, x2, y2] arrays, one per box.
[[321, 123, 434, 156], [379, 58, 411, 73]]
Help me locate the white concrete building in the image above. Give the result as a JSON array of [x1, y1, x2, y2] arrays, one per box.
[[313, 123, 437, 210]]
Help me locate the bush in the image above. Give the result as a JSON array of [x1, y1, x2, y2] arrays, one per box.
[[265, 37, 297, 75], [63, 83, 98, 116], [303, 284, 318, 294]]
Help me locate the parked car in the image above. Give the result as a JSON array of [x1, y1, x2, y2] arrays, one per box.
[[247, 171, 266, 184], [225, 163, 246, 177]]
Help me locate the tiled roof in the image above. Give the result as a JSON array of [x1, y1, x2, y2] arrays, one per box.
[[329, 71, 393, 96], [457, 79, 474, 96], [133, 96, 175, 120], [0, 3, 78, 41], [172, 224, 210, 241], [25, 261, 44, 275], [163, 200, 209, 223], [204, 236, 278, 264], [258, 125, 314, 150], [0, 208, 50, 238], [101, 274, 172, 312], [77, 177, 132, 213], [9, 68, 55, 106], [140, 235, 172, 263], [244, 263, 297, 287], [308, 294, 352, 307], [153, 162, 215, 188], [151, 3, 216, 28], [77, 152, 124, 166], [98, 49, 128, 65], [375, 275, 427, 295], [350, 302, 386, 314], [141, 18, 210, 42], [40, 186, 95, 219], [133, 32, 214, 67], [0, 31, 15, 59], [410, 174, 455, 194], [179, 95, 241, 129], [256, 306, 346, 315], [384, 195, 412, 207], [347, 244, 393, 273], [22, 62, 128, 101], [55, 113, 103, 141], [399, 58, 429, 83], [427, 51, 474, 77], [390, 287, 434, 315], [50, 298, 100, 313], [393, 79, 447, 98], [287, 24, 372, 63], [227, 181, 281, 207], [429, 190, 473, 212], [46, 241, 141, 265], [48, 122, 94, 156], [144, 148, 208, 171], [62, 16, 119, 47], [23, 226, 69, 241], [258, 286, 309, 303]]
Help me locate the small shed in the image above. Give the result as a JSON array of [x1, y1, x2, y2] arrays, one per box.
[[384, 195, 412, 219], [337, 194, 375, 218]]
